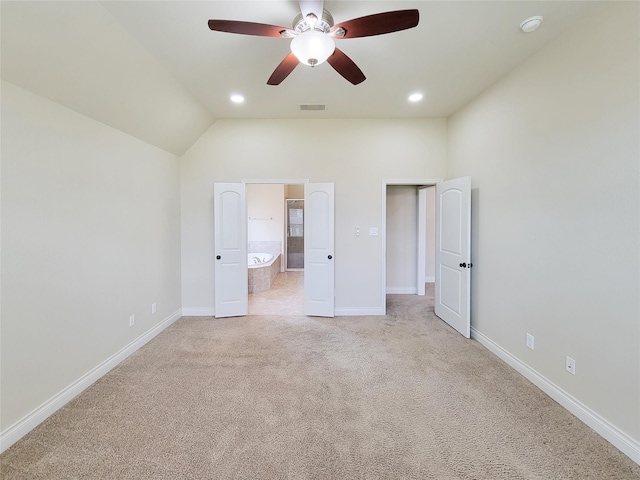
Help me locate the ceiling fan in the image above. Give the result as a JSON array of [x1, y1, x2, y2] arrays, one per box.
[[208, 0, 419, 85]]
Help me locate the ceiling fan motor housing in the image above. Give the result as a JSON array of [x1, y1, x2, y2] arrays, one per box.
[[292, 9, 334, 34]]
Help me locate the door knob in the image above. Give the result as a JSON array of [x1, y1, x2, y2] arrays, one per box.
[[459, 262, 466, 268], [328, 255, 333, 260], [216, 255, 221, 260]]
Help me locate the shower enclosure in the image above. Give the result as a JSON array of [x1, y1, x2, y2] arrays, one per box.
[[286, 199, 304, 270]]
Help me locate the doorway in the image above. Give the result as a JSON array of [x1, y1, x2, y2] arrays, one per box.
[[385, 184, 436, 296], [381, 179, 441, 317], [381, 177, 472, 338], [247, 183, 304, 315], [214, 180, 335, 318]]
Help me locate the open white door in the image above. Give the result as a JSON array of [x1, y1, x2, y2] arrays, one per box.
[[435, 177, 471, 337], [214, 183, 247, 318], [304, 183, 334, 317]]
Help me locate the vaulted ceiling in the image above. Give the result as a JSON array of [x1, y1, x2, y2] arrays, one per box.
[[1, 1, 604, 155]]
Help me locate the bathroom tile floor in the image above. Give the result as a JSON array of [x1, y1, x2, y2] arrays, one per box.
[[248, 271, 304, 316]]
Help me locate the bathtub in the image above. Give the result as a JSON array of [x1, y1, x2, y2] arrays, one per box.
[[247, 253, 281, 294]]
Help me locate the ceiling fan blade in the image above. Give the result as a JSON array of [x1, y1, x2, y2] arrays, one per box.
[[331, 9, 419, 38], [327, 48, 366, 85], [208, 19, 291, 38], [299, 0, 324, 21], [267, 53, 300, 85]]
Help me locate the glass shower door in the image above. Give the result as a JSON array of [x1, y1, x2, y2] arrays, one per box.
[[286, 199, 304, 270]]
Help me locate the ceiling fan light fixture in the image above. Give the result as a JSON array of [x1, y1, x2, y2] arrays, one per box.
[[290, 30, 335, 67]]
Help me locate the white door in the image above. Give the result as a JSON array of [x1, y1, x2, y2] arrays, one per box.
[[435, 177, 471, 337], [304, 183, 334, 317], [214, 183, 247, 318]]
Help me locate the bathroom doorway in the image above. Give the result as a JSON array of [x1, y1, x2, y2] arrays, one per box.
[[246, 183, 305, 315]]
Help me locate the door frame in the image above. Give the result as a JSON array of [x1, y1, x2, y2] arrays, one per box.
[[243, 179, 308, 300], [417, 187, 428, 296], [381, 179, 442, 315]]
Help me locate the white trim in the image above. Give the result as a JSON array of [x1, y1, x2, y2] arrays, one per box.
[[417, 188, 427, 295], [334, 307, 384, 316], [0, 309, 182, 454], [242, 178, 309, 184], [181, 307, 215, 317], [471, 327, 640, 465], [383, 179, 443, 186], [386, 287, 418, 294], [425, 277, 435, 283]]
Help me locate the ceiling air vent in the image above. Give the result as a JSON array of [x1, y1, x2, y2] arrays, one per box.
[[299, 104, 327, 111]]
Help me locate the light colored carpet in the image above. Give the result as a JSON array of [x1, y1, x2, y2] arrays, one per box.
[[2, 287, 638, 479]]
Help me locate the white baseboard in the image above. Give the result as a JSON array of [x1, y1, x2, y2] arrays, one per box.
[[0, 309, 182, 454], [181, 307, 215, 316], [471, 327, 640, 465], [386, 287, 417, 294], [334, 307, 384, 316], [184, 306, 385, 317], [425, 277, 435, 283]]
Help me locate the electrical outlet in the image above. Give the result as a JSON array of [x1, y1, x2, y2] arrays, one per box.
[[526, 333, 535, 350], [151, 303, 157, 315], [129, 315, 135, 327], [566, 356, 576, 375]]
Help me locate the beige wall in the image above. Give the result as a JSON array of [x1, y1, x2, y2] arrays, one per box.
[[180, 119, 447, 313], [1, 81, 183, 431], [285, 184, 304, 199], [447, 3, 639, 444], [1, 1, 214, 156], [247, 183, 285, 250], [385, 185, 436, 292], [386, 185, 418, 293]]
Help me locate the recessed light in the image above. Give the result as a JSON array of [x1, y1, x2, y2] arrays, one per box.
[[520, 16, 543, 33], [408, 92, 423, 103], [230, 94, 245, 104]]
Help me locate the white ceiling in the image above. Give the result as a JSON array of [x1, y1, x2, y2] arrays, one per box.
[[1, 1, 604, 155]]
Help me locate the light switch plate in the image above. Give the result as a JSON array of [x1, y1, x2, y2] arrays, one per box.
[[526, 333, 534, 350]]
